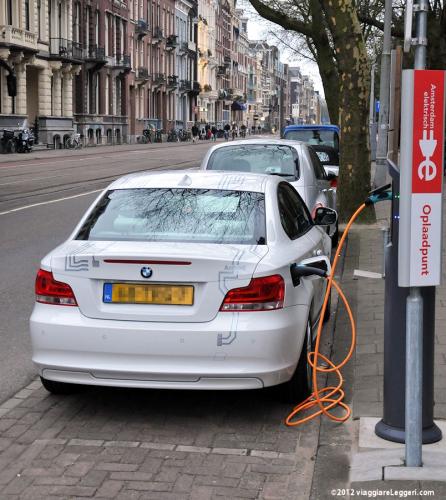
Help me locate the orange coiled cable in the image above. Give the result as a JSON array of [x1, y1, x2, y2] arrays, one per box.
[[286, 203, 367, 427]]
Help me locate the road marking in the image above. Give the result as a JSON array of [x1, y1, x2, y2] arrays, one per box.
[[0, 189, 102, 216]]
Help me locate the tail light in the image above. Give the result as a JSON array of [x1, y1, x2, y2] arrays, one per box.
[[220, 275, 284, 312], [35, 269, 78, 306], [330, 178, 338, 189]]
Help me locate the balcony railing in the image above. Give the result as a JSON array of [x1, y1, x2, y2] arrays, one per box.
[[180, 79, 192, 92], [114, 53, 131, 69], [217, 65, 229, 77], [166, 35, 178, 50], [136, 67, 149, 81], [179, 41, 189, 53], [189, 81, 201, 95], [153, 73, 166, 85], [136, 19, 149, 38], [224, 55, 231, 66], [85, 45, 106, 62], [0, 25, 37, 50], [166, 75, 179, 88], [49, 38, 83, 61], [152, 27, 164, 41]]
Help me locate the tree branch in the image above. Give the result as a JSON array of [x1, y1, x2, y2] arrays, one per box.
[[248, 0, 313, 38], [357, 12, 404, 38]]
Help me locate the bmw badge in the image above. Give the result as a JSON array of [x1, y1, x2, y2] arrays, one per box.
[[140, 266, 153, 279]]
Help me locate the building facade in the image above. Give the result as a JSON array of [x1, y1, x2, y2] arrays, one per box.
[[0, 1, 322, 146], [0, 0, 83, 147]]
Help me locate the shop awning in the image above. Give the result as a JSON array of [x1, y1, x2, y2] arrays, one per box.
[[231, 101, 247, 111]]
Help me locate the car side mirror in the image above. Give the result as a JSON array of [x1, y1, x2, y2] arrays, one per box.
[[290, 255, 331, 286], [314, 207, 337, 226]]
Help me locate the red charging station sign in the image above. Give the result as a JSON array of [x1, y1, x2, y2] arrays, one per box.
[[399, 70, 445, 287]]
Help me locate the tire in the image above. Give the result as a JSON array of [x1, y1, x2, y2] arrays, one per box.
[[40, 376, 82, 395], [7, 139, 16, 154], [278, 318, 313, 403], [323, 287, 331, 323], [331, 222, 339, 248]]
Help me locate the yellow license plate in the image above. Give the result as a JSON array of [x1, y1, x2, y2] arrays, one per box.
[[103, 283, 194, 305]]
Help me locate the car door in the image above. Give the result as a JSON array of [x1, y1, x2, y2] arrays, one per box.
[[307, 146, 336, 211], [277, 183, 328, 324]]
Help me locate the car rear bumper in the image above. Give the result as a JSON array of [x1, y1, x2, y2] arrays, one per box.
[[30, 303, 308, 390]]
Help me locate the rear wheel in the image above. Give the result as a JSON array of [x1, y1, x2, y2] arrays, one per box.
[[331, 222, 339, 248], [278, 318, 313, 403], [40, 376, 82, 395]]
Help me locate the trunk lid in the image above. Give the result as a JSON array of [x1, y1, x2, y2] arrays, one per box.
[[51, 241, 268, 322]]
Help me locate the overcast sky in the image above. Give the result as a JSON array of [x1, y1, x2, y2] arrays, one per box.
[[239, 1, 325, 96]]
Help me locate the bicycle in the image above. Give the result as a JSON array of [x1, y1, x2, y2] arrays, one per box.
[[64, 133, 83, 149]]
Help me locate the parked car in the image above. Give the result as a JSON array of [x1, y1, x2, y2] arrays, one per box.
[[308, 144, 339, 187], [200, 139, 339, 245], [283, 124, 340, 175], [30, 171, 336, 402]]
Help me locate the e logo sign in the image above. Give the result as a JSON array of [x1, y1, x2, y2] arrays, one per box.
[[399, 70, 445, 287]]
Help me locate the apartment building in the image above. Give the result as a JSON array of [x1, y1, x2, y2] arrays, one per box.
[[0, 0, 82, 146], [0, 1, 321, 146], [174, 0, 197, 129]]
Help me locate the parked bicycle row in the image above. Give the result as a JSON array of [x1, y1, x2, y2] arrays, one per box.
[[0, 128, 34, 154]]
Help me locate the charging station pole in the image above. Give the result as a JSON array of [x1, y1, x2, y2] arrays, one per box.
[[375, 0, 443, 448], [398, 0, 446, 466]]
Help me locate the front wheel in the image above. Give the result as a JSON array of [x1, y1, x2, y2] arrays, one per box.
[[40, 376, 82, 395], [278, 318, 313, 403]]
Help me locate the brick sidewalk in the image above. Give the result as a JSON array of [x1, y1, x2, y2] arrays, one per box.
[[311, 203, 446, 499], [0, 380, 322, 498]]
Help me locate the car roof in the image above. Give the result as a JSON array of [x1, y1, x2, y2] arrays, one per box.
[[284, 124, 339, 132], [107, 169, 282, 193], [203, 138, 306, 154]]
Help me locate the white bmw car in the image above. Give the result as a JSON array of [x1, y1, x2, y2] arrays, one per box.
[[30, 171, 336, 401]]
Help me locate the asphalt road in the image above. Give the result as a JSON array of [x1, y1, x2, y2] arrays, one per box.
[[0, 140, 221, 403]]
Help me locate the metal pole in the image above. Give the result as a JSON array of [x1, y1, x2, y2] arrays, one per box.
[[406, 287, 423, 466], [369, 63, 377, 162], [405, 0, 429, 468], [373, 0, 393, 187]]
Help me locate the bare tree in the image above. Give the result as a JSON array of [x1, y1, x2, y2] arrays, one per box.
[[249, 0, 372, 221]]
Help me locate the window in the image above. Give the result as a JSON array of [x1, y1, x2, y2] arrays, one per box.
[[76, 188, 267, 245], [37, 0, 41, 39], [307, 146, 327, 180], [6, 0, 13, 25], [284, 128, 339, 149], [25, 0, 30, 31], [207, 145, 299, 179], [277, 183, 312, 240]]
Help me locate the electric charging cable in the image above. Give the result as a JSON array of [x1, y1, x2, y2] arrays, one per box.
[[285, 184, 392, 427]]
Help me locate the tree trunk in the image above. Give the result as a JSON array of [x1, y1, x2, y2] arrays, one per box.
[[322, 0, 373, 221], [309, 0, 340, 124]]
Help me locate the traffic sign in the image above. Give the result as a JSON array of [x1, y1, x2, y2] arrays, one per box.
[[399, 70, 445, 287]]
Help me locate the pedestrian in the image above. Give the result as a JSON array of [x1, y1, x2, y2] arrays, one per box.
[[257, 125, 261, 134], [206, 128, 212, 140], [211, 125, 217, 142], [224, 123, 230, 141], [191, 123, 199, 144], [231, 123, 238, 141]]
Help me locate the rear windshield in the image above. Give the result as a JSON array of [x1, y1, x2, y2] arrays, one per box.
[[76, 188, 266, 245], [206, 144, 298, 180], [284, 129, 339, 150]]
